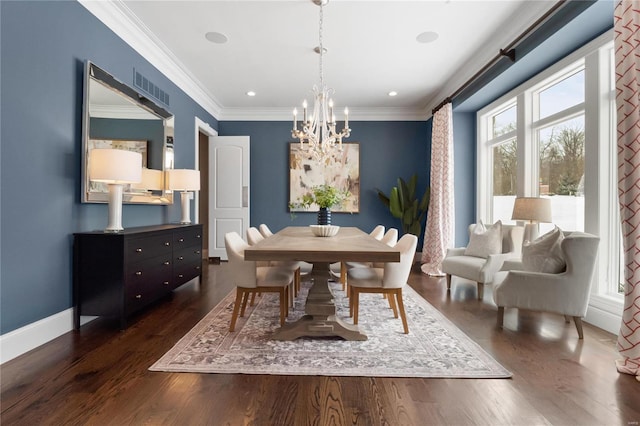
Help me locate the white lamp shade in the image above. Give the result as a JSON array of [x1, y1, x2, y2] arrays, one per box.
[[167, 169, 200, 191], [131, 168, 164, 190], [89, 149, 142, 184], [511, 197, 552, 223]]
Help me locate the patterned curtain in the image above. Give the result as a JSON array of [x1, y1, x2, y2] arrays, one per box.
[[421, 102, 454, 276], [615, 0, 640, 381]]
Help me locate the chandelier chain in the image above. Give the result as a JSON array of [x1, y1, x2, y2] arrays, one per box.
[[319, 1, 324, 88]]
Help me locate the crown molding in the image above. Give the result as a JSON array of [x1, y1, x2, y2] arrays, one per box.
[[78, 0, 223, 119], [219, 106, 429, 122]]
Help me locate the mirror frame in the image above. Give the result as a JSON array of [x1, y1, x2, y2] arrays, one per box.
[[81, 61, 174, 205]]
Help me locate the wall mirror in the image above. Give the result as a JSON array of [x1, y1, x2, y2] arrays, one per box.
[[81, 61, 174, 204]]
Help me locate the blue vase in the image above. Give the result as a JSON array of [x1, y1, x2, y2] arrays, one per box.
[[317, 207, 331, 225]]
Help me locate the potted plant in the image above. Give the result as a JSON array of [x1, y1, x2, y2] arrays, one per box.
[[376, 174, 429, 236], [289, 184, 351, 225]]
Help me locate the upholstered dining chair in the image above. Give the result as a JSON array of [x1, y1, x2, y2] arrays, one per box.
[[330, 225, 387, 288], [247, 226, 299, 305], [224, 231, 294, 331], [492, 231, 600, 339], [441, 222, 524, 300], [257, 224, 313, 295], [346, 233, 418, 334]]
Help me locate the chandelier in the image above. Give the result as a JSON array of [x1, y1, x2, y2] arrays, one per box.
[[292, 0, 351, 161]]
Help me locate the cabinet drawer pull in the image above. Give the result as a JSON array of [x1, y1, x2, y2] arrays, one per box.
[[163, 281, 169, 286], [196, 266, 201, 270], [135, 294, 142, 299], [178, 274, 184, 278], [195, 250, 201, 255], [196, 234, 201, 238], [178, 256, 184, 260], [135, 271, 143, 276], [179, 237, 185, 242], [164, 261, 170, 266], [165, 242, 170, 246], [136, 248, 143, 253]]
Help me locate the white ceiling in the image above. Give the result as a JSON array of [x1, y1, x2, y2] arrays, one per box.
[[90, 0, 557, 120]]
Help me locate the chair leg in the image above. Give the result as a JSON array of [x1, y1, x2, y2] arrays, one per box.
[[564, 315, 571, 323], [279, 288, 286, 326], [395, 289, 409, 334], [477, 282, 484, 300], [573, 316, 584, 339], [250, 292, 256, 306], [387, 292, 398, 318], [446, 274, 452, 291], [229, 288, 244, 332], [353, 289, 360, 325], [340, 262, 347, 291], [294, 268, 300, 296], [497, 306, 504, 327], [240, 291, 251, 317]]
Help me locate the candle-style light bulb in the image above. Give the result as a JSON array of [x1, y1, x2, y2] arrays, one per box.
[[344, 107, 349, 128], [302, 100, 308, 123], [329, 99, 334, 122], [293, 108, 298, 131]]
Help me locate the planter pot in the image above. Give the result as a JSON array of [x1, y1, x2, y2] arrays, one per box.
[[317, 207, 331, 225]]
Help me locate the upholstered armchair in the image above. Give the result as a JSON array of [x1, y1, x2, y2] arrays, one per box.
[[492, 231, 600, 339], [441, 222, 524, 300]]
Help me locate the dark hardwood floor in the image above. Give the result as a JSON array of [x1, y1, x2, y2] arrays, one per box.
[[2, 261, 639, 425]]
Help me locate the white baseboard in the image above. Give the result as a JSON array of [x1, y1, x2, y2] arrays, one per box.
[[0, 310, 96, 364], [585, 304, 621, 336]]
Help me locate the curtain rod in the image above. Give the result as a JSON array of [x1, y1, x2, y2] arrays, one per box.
[[431, 0, 568, 116]]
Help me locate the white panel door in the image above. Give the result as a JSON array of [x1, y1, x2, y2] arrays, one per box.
[[209, 136, 250, 260]]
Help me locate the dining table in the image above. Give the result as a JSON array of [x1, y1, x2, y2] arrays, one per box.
[[244, 226, 400, 341]]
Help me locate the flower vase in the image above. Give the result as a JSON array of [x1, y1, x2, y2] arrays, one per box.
[[317, 207, 331, 225]]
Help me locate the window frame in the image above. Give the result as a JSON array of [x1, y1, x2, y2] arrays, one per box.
[[476, 30, 622, 334]]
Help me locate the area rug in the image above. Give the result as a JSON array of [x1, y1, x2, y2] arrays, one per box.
[[150, 281, 511, 378]]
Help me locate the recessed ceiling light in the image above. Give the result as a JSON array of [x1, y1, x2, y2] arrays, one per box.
[[246, 91, 256, 97], [205, 31, 228, 44], [388, 91, 398, 97], [416, 31, 439, 44]]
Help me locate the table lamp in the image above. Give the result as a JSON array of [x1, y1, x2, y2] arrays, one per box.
[[167, 169, 201, 224], [89, 149, 142, 232], [131, 168, 164, 192], [511, 197, 552, 242]]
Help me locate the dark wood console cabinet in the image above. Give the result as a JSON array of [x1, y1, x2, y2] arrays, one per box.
[[73, 224, 203, 329]]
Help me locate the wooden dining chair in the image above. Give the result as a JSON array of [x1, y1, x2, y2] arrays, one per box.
[[224, 232, 294, 331], [347, 233, 418, 334]]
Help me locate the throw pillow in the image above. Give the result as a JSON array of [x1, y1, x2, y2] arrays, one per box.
[[521, 226, 566, 273], [464, 220, 503, 258]]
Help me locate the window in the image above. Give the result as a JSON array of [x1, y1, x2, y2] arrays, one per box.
[[536, 115, 585, 233], [477, 30, 621, 332]]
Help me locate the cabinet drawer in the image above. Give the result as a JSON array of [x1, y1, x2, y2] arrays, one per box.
[[125, 255, 173, 288], [174, 261, 201, 285], [125, 234, 173, 261], [125, 281, 162, 315], [173, 227, 203, 251]]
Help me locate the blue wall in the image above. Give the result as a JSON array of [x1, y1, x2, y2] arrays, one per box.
[[451, 112, 476, 246], [218, 121, 431, 245], [0, 0, 612, 336], [0, 1, 217, 334]]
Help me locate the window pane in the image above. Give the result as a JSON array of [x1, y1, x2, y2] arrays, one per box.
[[539, 69, 585, 119], [492, 105, 516, 138], [538, 116, 585, 231], [492, 139, 517, 223]]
